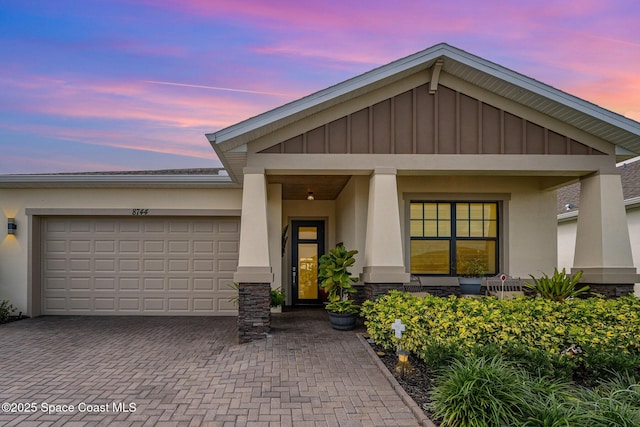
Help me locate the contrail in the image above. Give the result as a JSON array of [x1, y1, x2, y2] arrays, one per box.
[[143, 80, 291, 97]]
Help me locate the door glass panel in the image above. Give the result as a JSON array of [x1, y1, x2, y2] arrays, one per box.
[[298, 227, 317, 240], [298, 243, 318, 299]]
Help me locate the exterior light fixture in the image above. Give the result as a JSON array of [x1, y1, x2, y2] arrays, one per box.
[[307, 192, 314, 201], [7, 218, 16, 235]]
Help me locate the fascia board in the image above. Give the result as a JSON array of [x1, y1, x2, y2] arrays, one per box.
[[0, 174, 237, 188]]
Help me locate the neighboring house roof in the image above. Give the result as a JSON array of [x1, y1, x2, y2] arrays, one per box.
[[208, 42, 640, 183], [0, 168, 236, 188], [557, 158, 640, 217]]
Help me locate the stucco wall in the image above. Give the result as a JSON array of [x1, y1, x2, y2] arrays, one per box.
[[398, 175, 558, 279], [0, 187, 242, 314], [335, 176, 368, 276]]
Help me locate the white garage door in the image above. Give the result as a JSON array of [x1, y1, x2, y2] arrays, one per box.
[[42, 216, 240, 315]]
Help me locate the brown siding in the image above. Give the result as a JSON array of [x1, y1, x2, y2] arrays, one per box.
[[372, 99, 392, 154], [482, 104, 501, 154], [306, 127, 325, 153], [328, 117, 348, 153], [351, 109, 369, 153], [259, 84, 605, 156], [394, 91, 413, 154], [438, 87, 457, 154], [460, 93, 479, 154], [416, 85, 435, 153]]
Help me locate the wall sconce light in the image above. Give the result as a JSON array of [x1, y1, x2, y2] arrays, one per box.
[[306, 192, 314, 201], [7, 218, 16, 235]]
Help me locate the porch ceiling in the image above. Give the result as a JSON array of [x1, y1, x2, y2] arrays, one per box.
[[267, 175, 351, 200]]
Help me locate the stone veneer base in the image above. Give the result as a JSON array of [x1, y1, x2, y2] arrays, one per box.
[[238, 282, 271, 343]]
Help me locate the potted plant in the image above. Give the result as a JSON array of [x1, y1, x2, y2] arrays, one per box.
[[458, 257, 486, 295], [270, 287, 286, 308], [319, 245, 359, 330]]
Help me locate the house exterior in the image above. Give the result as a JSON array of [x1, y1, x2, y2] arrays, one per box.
[[558, 159, 640, 296], [2, 43, 640, 341]]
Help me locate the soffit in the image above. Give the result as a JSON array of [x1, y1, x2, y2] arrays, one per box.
[[267, 175, 350, 200]]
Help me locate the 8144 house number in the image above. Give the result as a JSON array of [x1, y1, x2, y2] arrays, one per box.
[[131, 209, 150, 216]]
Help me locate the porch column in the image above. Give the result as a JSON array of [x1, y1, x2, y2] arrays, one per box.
[[235, 167, 274, 343], [361, 168, 410, 299], [573, 172, 638, 296]]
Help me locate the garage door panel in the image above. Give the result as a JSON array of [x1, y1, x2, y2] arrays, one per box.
[[70, 277, 91, 290], [46, 258, 67, 271], [42, 217, 239, 315], [119, 240, 141, 252], [95, 240, 116, 253], [168, 240, 189, 253], [95, 278, 116, 290], [47, 240, 67, 253], [70, 221, 91, 233], [70, 258, 91, 272]]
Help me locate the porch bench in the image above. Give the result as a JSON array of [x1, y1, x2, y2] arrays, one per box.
[[485, 275, 526, 300], [402, 276, 460, 298], [403, 278, 429, 297]]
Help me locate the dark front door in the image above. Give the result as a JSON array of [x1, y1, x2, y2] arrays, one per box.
[[291, 220, 325, 306]]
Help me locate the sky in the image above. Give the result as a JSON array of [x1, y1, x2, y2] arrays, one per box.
[[1, 0, 639, 174]]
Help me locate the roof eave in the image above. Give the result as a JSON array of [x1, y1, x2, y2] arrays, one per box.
[[0, 174, 239, 189]]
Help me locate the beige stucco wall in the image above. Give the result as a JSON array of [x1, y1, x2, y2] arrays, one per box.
[[0, 187, 242, 314], [398, 175, 558, 279], [335, 176, 369, 276]]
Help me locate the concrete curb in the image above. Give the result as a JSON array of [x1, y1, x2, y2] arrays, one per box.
[[357, 334, 437, 427]]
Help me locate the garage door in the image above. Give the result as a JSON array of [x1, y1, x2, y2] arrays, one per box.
[[42, 216, 240, 315]]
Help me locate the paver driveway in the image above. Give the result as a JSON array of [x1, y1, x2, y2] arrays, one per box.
[[0, 310, 420, 426]]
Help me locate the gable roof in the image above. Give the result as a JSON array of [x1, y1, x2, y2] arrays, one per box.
[[208, 43, 640, 183]]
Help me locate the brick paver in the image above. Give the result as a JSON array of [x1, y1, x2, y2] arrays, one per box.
[[0, 311, 420, 426]]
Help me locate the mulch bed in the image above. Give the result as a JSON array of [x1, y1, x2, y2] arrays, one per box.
[[370, 342, 440, 425]]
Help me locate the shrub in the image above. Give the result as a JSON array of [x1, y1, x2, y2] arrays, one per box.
[[0, 299, 16, 323], [525, 267, 589, 301], [270, 288, 286, 307], [362, 291, 640, 383], [577, 386, 640, 426], [429, 355, 529, 427]]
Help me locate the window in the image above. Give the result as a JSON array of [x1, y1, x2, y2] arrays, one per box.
[[410, 201, 498, 276]]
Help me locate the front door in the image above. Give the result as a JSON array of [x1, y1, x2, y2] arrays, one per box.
[[291, 220, 325, 306]]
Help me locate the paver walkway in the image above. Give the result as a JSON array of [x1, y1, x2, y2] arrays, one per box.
[[0, 310, 421, 426]]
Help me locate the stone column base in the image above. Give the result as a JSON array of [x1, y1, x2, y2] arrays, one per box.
[[571, 267, 638, 298], [583, 283, 635, 298], [363, 282, 404, 301], [238, 282, 270, 343]]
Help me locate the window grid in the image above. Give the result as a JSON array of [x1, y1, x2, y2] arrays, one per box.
[[410, 201, 498, 276]]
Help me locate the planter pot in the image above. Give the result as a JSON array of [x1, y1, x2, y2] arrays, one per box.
[[458, 277, 483, 295], [328, 312, 357, 331]]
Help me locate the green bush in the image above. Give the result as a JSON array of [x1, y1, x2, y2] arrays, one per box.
[[0, 299, 16, 323], [362, 291, 640, 383], [430, 355, 529, 427], [429, 354, 640, 427], [270, 288, 286, 307]]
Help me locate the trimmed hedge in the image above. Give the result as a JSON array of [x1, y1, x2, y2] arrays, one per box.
[[362, 291, 640, 380]]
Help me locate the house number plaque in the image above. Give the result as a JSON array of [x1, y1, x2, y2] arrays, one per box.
[[131, 209, 150, 216]]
